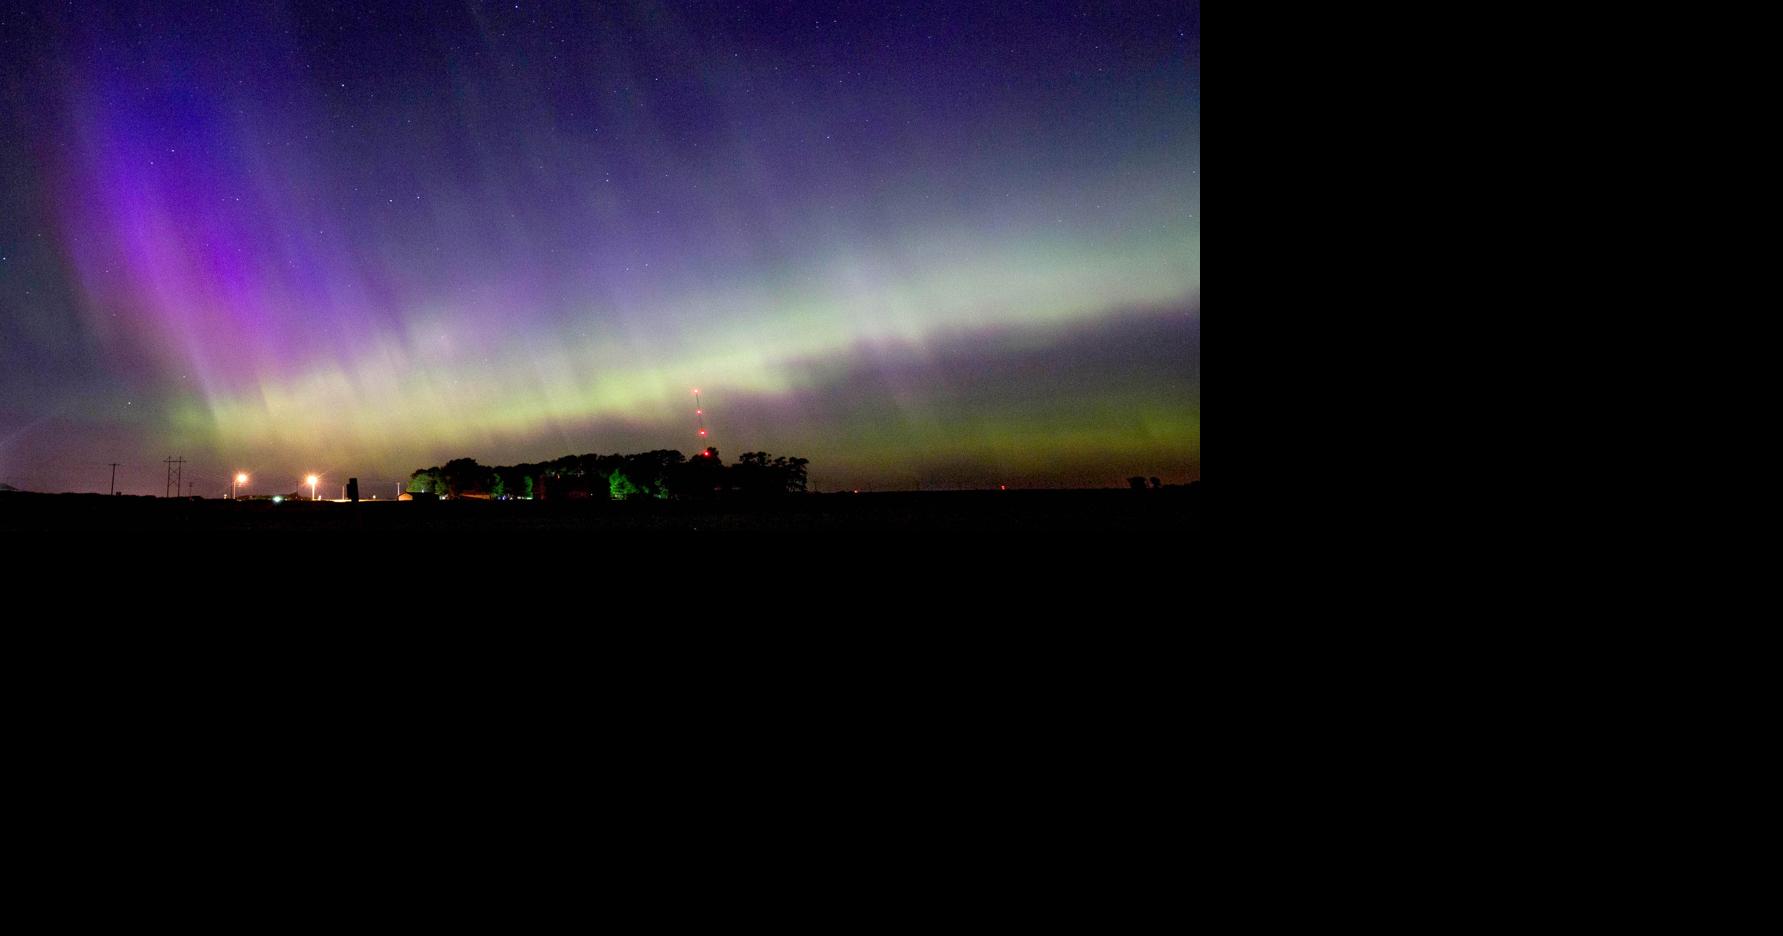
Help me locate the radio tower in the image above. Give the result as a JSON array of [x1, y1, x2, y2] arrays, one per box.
[[164, 456, 185, 498], [693, 388, 710, 454]]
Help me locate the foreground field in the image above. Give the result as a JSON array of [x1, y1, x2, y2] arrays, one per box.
[[0, 487, 1198, 532]]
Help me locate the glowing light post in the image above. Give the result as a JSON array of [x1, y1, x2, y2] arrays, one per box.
[[306, 474, 319, 502], [233, 472, 248, 500]]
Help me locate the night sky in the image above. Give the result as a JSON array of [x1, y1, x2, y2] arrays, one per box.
[[0, 2, 1198, 496]]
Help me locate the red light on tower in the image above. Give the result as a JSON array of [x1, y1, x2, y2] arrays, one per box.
[[694, 388, 709, 447]]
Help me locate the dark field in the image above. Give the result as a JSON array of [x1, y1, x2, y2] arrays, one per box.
[[0, 486, 1198, 532]]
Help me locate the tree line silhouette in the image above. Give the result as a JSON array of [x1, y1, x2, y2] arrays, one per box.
[[408, 448, 808, 501]]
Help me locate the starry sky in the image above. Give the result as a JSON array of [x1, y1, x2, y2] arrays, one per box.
[[0, 1, 1198, 495]]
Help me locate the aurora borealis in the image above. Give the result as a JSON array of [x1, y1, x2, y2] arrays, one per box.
[[0, 2, 1198, 495]]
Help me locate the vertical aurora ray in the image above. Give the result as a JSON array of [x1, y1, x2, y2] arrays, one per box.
[[2, 3, 1199, 492]]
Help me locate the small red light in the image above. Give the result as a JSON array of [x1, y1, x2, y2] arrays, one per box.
[[699, 429, 706, 436]]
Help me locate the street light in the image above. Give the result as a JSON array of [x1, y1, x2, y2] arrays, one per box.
[[233, 472, 248, 499], [306, 474, 319, 502]]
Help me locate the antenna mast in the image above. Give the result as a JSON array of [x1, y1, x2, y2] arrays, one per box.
[[693, 389, 710, 452]]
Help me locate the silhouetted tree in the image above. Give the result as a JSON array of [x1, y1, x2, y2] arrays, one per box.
[[442, 458, 493, 497], [1128, 476, 1147, 490], [413, 445, 809, 503], [491, 464, 535, 500], [608, 470, 641, 500], [671, 447, 726, 499], [734, 452, 809, 496], [550, 456, 571, 479], [408, 467, 445, 495], [780, 456, 810, 494], [624, 449, 685, 498]]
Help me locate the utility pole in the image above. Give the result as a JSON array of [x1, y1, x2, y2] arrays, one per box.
[[109, 463, 119, 496], [164, 456, 185, 498]]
